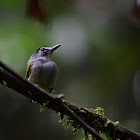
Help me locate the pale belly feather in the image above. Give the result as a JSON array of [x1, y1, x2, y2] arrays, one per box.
[[28, 61, 58, 90]]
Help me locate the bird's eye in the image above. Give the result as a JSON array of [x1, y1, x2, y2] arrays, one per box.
[[40, 48, 45, 51]]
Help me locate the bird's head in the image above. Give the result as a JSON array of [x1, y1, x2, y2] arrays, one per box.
[[28, 44, 61, 63]]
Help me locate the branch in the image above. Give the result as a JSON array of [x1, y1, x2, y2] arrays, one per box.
[[0, 61, 140, 140], [0, 61, 103, 140]]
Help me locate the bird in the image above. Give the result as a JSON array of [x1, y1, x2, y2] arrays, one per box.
[[25, 44, 61, 92]]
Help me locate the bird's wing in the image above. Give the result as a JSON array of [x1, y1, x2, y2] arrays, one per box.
[[25, 63, 32, 79]]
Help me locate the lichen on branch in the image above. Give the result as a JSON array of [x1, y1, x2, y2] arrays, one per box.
[[0, 61, 140, 140]]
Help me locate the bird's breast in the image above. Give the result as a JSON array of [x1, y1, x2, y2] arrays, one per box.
[[29, 61, 58, 90]]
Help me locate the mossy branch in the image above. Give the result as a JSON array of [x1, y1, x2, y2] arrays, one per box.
[[0, 61, 140, 140]]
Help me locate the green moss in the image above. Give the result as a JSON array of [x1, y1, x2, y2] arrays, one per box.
[[40, 101, 49, 112], [87, 107, 104, 116], [94, 107, 104, 116], [51, 90, 55, 93], [80, 109, 86, 113], [114, 121, 119, 125], [105, 120, 111, 127], [2, 80, 7, 86], [59, 117, 80, 134], [59, 112, 64, 119], [58, 106, 122, 139], [100, 132, 108, 140]]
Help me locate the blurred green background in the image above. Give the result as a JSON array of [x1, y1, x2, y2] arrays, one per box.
[[0, 0, 140, 139]]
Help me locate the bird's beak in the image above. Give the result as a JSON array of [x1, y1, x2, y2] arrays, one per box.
[[51, 44, 61, 53]]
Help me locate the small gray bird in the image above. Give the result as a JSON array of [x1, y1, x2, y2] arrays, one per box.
[[25, 44, 61, 92]]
